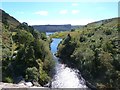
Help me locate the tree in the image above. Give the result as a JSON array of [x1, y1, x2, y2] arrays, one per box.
[[15, 30, 34, 46], [17, 22, 29, 30], [24, 46, 36, 67]]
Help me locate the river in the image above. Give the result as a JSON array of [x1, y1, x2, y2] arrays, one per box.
[[49, 35, 88, 88]]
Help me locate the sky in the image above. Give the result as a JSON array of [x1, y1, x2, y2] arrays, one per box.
[[1, 2, 118, 25]]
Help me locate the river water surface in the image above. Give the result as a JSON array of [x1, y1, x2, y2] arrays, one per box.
[[50, 38, 87, 88]]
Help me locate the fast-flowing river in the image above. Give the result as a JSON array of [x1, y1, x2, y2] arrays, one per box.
[[50, 37, 88, 88]]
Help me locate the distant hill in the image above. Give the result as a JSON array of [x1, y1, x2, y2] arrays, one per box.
[[32, 18, 118, 32], [32, 24, 72, 32], [86, 17, 119, 28]]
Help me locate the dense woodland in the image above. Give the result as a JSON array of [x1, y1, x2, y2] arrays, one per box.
[[56, 17, 120, 89], [1, 9, 54, 86]]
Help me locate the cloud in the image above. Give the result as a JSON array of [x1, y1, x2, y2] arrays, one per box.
[[72, 10, 80, 14], [72, 3, 79, 6], [59, 10, 68, 14], [35, 11, 48, 16]]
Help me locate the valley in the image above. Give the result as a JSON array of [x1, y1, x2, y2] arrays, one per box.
[[1, 8, 120, 89]]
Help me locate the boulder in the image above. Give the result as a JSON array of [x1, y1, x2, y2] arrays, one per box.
[[25, 82, 33, 87], [32, 81, 41, 87]]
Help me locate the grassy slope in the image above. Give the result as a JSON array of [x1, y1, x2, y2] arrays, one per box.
[[56, 17, 120, 89], [50, 17, 119, 39], [0, 9, 20, 61]]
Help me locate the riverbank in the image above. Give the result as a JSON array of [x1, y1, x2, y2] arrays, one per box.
[[0, 82, 46, 90]]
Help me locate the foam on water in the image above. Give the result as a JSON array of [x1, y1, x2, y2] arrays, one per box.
[[51, 57, 87, 88]]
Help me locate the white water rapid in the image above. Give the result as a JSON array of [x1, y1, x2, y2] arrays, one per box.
[[50, 38, 88, 88]]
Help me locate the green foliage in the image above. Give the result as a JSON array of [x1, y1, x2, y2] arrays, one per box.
[[40, 32, 47, 40], [25, 67, 39, 82], [11, 30, 54, 85], [57, 17, 120, 88], [32, 30, 41, 39], [36, 59, 51, 85], [13, 30, 34, 45], [2, 25, 13, 61], [39, 69, 50, 85], [16, 22, 29, 30], [79, 35, 87, 42], [2, 9, 54, 86], [4, 77, 13, 83], [71, 29, 75, 32], [103, 29, 112, 35]]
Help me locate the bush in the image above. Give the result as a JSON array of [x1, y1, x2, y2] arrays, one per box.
[[104, 29, 112, 35], [25, 67, 39, 82], [4, 77, 13, 83], [79, 35, 87, 42]]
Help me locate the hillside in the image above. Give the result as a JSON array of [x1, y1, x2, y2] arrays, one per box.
[[0, 9, 20, 62], [56, 17, 120, 89], [32, 24, 72, 32], [0, 9, 20, 28], [50, 17, 119, 38], [1, 9, 54, 86]]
